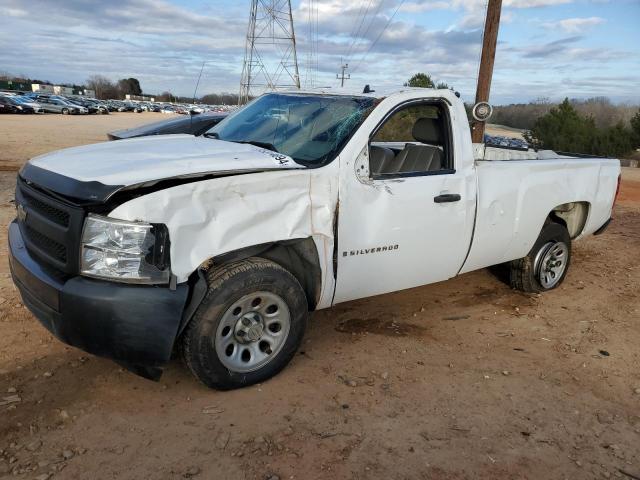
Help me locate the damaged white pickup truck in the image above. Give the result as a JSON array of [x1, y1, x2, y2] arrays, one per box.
[[10, 88, 621, 389]]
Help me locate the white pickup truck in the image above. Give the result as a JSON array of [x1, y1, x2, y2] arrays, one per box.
[[10, 88, 621, 389]]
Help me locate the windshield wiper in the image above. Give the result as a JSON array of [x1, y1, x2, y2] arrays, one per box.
[[202, 135, 278, 153], [237, 140, 279, 153]]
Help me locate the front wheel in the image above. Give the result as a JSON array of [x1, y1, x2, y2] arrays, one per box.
[[61, 108, 69, 115], [509, 222, 571, 293], [181, 257, 308, 390]]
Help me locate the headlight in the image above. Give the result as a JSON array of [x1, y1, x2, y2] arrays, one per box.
[[80, 214, 171, 284]]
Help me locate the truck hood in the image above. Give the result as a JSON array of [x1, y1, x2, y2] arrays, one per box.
[[22, 135, 302, 202]]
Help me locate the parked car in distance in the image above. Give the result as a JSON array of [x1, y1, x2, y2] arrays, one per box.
[[0, 95, 38, 114], [68, 97, 109, 115], [120, 101, 143, 113], [107, 112, 228, 140], [0, 95, 22, 113], [107, 100, 127, 112], [11, 96, 44, 114], [30, 95, 85, 114]]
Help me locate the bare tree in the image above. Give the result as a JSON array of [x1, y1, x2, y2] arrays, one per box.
[[86, 75, 119, 100]]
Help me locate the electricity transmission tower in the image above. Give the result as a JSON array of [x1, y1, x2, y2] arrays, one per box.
[[239, 0, 301, 104]]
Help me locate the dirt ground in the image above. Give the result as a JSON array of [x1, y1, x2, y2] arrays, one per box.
[[0, 112, 171, 170], [0, 115, 639, 480]]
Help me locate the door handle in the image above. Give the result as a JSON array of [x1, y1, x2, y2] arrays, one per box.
[[434, 194, 461, 203]]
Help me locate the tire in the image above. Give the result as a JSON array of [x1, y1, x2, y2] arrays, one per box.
[[509, 222, 571, 293], [182, 257, 308, 390], [61, 108, 69, 115]]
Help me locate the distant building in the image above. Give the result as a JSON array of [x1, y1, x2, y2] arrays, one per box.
[[125, 94, 155, 102], [53, 85, 74, 96], [32, 83, 55, 93], [29, 84, 95, 97]]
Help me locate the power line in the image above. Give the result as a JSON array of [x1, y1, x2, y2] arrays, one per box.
[[344, 0, 374, 62], [345, 0, 386, 66], [314, 0, 319, 85], [350, 0, 406, 74], [314, 0, 320, 84], [305, 0, 315, 86], [305, 0, 319, 87]]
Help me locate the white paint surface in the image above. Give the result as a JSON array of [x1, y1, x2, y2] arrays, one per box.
[[30, 134, 301, 187]]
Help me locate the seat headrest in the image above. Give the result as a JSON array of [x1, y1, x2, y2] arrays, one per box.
[[412, 117, 442, 145]]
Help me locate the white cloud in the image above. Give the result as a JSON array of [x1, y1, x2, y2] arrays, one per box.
[[0, 6, 27, 16], [0, 0, 636, 103], [399, 1, 450, 13], [543, 16, 606, 33]]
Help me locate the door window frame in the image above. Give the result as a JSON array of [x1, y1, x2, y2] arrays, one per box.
[[368, 98, 455, 180]]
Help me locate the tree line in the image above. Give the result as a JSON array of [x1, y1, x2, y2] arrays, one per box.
[[524, 99, 640, 158], [491, 97, 638, 131], [405, 72, 640, 158]]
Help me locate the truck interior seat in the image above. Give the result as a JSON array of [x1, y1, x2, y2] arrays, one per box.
[[369, 146, 396, 175], [369, 118, 445, 175]]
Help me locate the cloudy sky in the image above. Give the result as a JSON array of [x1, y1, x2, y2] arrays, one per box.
[[0, 0, 638, 104]]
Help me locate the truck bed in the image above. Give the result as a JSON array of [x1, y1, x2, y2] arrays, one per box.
[[473, 144, 619, 163], [461, 145, 620, 274]]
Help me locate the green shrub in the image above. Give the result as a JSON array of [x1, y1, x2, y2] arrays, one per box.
[[525, 99, 636, 157]]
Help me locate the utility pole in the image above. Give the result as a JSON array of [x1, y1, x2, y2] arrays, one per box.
[[336, 62, 350, 87], [239, 0, 301, 105], [471, 0, 502, 143]]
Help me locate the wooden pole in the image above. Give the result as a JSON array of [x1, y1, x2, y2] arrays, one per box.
[[471, 0, 502, 143]]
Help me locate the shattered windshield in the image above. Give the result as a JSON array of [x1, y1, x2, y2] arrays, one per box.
[[206, 93, 376, 166]]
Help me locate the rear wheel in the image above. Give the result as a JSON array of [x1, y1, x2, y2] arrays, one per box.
[[510, 222, 571, 293], [61, 108, 69, 115], [181, 257, 308, 390]]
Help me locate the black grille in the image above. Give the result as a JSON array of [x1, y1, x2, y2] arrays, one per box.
[[24, 225, 67, 262], [15, 176, 85, 274], [21, 190, 70, 227]]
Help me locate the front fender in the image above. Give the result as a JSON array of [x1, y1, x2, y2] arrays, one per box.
[[108, 167, 339, 309]]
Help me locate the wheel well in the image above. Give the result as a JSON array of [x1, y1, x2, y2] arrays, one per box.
[[209, 238, 322, 311], [548, 201, 590, 238]]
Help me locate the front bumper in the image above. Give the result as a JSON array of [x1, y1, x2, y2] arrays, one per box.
[[8, 221, 189, 379]]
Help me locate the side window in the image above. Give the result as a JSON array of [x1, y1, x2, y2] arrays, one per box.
[[369, 102, 452, 178]]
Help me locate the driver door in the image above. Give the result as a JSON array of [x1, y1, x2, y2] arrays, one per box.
[[333, 99, 476, 304]]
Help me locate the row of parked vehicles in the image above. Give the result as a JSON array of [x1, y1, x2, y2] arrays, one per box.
[[0, 92, 105, 114], [484, 134, 529, 151], [0, 91, 231, 116]]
